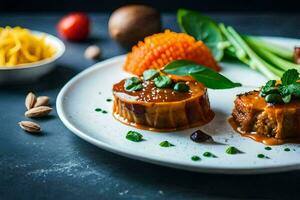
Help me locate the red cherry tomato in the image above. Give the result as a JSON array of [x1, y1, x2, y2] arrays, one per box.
[[57, 12, 90, 41]]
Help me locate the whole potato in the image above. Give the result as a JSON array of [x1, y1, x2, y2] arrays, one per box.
[[108, 5, 161, 48]]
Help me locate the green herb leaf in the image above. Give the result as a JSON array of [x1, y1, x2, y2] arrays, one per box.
[[261, 70, 300, 104], [173, 82, 190, 92], [265, 80, 276, 88], [126, 131, 143, 142], [282, 94, 292, 103], [177, 9, 224, 61], [143, 69, 160, 81], [265, 93, 283, 104], [124, 77, 143, 92], [225, 146, 242, 155], [191, 155, 201, 161], [281, 69, 299, 85], [154, 76, 172, 88], [163, 60, 241, 89], [159, 141, 175, 147], [291, 83, 300, 97], [260, 80, 277, 96]]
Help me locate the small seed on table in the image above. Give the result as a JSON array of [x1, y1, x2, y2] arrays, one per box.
[[84, 45, 101, 60], [25, 106, 52, 118], [25, 92, 36, 110], [34, 96, 50, 107], [18, 121, 41, 133]]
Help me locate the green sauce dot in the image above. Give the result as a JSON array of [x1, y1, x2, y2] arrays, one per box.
[[102, 110, 108, 114], [191, 156, 201, 161], [106, 98, 112, 102], [226, 146, 241, 154], [257, 154, 265, 158], [95, 108, 102, 112], [265, 147, 272, 151], [284, 148, 290, 152], [203, 152, 217, 158]]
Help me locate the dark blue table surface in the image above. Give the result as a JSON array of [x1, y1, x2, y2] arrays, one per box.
[[1, 13, 300, 200]]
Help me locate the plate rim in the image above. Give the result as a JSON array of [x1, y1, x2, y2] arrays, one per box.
[[57, 36, 300, 174]]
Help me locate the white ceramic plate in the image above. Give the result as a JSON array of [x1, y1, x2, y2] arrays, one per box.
[[57, 37, 300, 174], [0, 31, 65, 84]]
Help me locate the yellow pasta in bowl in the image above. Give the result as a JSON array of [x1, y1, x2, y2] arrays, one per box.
[[0, 27, 57, 67], [0, 27, 65, 84]]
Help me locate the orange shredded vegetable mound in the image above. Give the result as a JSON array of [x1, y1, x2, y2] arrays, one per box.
[[123, 30, 220, 76]]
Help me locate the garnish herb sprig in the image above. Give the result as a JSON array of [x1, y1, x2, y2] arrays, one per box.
[[260, 69, 300, 104]]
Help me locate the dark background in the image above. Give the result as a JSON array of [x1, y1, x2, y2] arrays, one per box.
[[1, 0, 300, 12], [2, 1, 300, 200]]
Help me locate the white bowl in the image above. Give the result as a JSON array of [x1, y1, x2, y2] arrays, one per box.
[[0, 31, 65, 85]]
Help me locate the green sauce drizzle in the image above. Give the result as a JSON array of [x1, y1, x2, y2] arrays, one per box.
[[225, 146, 242, 154], [284, 148, 290, 152], [264, 147, 272, 151], [126, 131, 143, 142], [159, 141, 175, 147], [191, 156, 201, 161], [203, 152, 217, 158], [257, 154, 269, 159]]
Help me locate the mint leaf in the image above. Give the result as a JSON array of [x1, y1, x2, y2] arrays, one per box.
[[124, 77, 143, 92], [163, 60, 241, 89], [265, 80, 276, 88], [289, 83, 300, 97], [154, 76, 172, 88], [282, 94, 292, 103], [143, 69, 160, 81], [281, 69, 299, 85], [173, 82, 190, 92]]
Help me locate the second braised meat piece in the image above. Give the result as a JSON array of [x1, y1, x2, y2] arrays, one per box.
[[232, 90, 300, 139]]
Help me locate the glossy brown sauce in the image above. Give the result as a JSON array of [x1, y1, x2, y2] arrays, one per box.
[[113, 79, 204, 103], [228, 117, 300, 145], [113, 112, 214, 132]]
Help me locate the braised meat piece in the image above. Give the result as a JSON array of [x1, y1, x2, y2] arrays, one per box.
[[113, 79, 214, 131], [232, 90, 300, 139]]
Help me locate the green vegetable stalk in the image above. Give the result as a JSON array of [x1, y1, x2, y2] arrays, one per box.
[[177, 9, 296, 80]]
